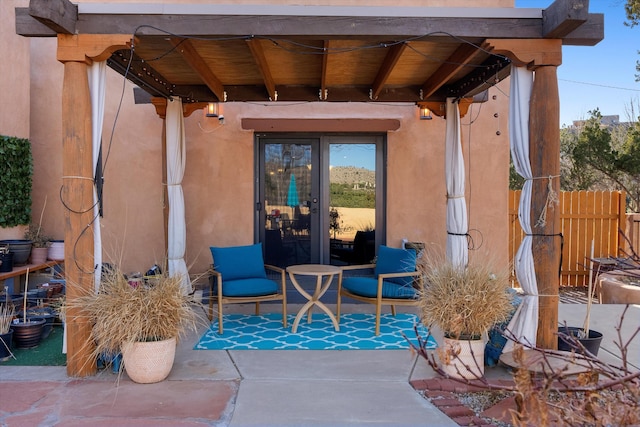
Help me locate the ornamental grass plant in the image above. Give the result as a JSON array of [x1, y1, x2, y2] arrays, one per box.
[[66, 266, 199, 357], [0, 300, 15, 334], [418, 252, 513, 340]]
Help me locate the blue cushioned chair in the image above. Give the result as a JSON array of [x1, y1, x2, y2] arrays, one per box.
[[209, 243, 287, 334], [337, 245, 421, 335]]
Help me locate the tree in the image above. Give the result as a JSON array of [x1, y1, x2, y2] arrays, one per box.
[[625, 0, 640, 81], [567, 109, 640, 212]]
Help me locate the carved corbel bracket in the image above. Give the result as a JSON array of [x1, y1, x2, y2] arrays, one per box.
[[486, 39, 562, 69]]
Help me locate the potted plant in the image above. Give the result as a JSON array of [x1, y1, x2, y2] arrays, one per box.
[[558, 241, 603, 356], [24, 223, 50, 264], [66, 265, 199, 383], [12, 272, 46, 349], [418, 253, 513, 379], [24, 198, 50, 264], [0, 291, 16, 361]]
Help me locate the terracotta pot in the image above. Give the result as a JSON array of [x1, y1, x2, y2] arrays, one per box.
[[599, 272, 640, 304], [121, 337, 176, 384], [30, 247, 48, 264], [439, 337, 485, 380]]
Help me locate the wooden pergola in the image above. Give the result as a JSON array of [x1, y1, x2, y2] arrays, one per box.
[[16, 0, 604, 376]]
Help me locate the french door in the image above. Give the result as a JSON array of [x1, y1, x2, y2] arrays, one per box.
[[256, 134, 384, 268]]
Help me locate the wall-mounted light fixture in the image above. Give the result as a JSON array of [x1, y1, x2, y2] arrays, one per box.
[[419, 106, 433, 120], [205, 102, 220, 118]]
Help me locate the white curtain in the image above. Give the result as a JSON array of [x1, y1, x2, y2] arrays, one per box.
[[504, 66, 538, 352], [166, 97, 192, 294], [445, 98, 468, 267], [88, 61, 106, 291]]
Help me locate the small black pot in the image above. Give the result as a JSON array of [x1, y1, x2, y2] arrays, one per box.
[[0, 329, 13, 361], [0, 252, 13, 272], [558, 326, 603, 356]]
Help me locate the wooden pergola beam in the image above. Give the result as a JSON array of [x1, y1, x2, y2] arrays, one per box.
[[171, 39, 226, 102], [246, 38, 277, 101], [421, 43, 483, 99], [543, 0, 589, 39], [16, 2, 604, 47], [370, 43, 407, 100], [320, 40, 330, 100], [28, 0, 76, 35]]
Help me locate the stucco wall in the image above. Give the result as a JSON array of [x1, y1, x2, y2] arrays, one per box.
[[0, 1, 30, 240], [8, 0, 511, 276]]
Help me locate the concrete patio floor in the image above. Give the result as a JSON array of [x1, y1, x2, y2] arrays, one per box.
[[0, 303, 638, 426]]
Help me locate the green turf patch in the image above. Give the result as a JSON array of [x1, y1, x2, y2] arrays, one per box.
[[1, 325, 66, 366]]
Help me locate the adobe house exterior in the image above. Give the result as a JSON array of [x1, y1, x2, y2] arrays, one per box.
[[1, 0, 603, 376]]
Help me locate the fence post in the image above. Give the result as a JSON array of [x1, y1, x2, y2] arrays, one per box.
[[618, 191, 627, 257]]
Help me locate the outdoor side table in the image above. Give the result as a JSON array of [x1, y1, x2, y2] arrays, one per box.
[[286, 264, 341, 333]]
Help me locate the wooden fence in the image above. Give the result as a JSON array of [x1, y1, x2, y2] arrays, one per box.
[[624, 213, 640, 257], [509, 190, 627, 287]]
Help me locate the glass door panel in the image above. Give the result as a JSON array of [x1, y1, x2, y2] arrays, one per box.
[[258, 135, 382, 268], [262, 140, 316, 266], [328, 143, 377, 265]]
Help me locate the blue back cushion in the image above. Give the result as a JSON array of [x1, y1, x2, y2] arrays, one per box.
[[374, 245, 417, 286], [210, 243, 267, 281]]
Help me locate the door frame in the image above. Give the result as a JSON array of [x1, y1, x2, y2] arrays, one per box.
[[255, 132, 386, 265]]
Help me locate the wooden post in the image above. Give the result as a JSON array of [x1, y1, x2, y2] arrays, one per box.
[[56, 34, 132, 377], [151, 97, 170, 257], [617, 191, 627, 257], [529, 65, 561, 349], [62, 60, 97, 376]]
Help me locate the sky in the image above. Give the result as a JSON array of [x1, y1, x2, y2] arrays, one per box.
[[516, 0, 640, 126]]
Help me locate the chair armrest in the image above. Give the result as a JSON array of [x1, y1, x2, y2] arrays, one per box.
[[378, 270, 423, 289], [264, 264, 285, 274], [340, 263, 376, 272], [377, 270, 421, 279]]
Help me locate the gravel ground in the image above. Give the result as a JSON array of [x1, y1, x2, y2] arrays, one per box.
[[457, 390, 513, 424], [421, 389, 515, 427]]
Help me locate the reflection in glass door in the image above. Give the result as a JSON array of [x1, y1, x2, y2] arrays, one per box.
[[260, 139, 317, 267], [328, 142, 377, 265]]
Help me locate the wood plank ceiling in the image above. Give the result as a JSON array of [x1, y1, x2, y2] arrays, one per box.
[[16, 0, 604, 105]]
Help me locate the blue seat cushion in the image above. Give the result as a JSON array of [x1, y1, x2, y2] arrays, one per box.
[[374, 245, 417, 286], [342, 277, 417, 299], [220, 278, 279, 297], [210, 243, 267, 281]]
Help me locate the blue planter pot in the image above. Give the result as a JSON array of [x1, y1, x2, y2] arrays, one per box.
[[0, 240, 33, 266]]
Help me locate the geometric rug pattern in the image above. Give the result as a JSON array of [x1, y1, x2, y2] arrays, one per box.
[[195, 313, 437, 350]]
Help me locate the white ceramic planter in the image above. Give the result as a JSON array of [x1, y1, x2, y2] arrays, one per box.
[[47, 241, 64, 261], [439, 337, 485, 380], [121, 337, 176, 384]]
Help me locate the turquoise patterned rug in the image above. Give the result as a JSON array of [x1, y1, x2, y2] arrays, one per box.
[[194, 313, 437, 350]]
